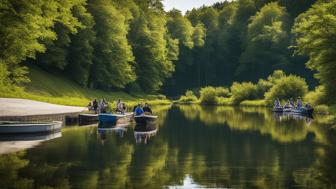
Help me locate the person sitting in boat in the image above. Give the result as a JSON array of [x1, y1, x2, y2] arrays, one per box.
[[116, 99, 125, 114], [87, 101, 93, 112], [274, 99, 281, 108], [143, 103, 152, 115], [297, 98, 303, 108], [290, 99, 295, 107], [122, 102, 127, 112], [100, 98, 108, 113], [93, 99, 98, 114], [134, 104, 144, 116], [284, 100, 292, 108], [305, 103, 312, 109]]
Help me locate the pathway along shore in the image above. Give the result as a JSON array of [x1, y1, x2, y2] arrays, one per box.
[[0, 98, 85, 117]]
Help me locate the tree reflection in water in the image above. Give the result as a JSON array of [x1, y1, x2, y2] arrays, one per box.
[[0, 105, 335, 189]]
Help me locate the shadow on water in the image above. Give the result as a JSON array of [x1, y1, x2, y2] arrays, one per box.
[[0, 105, 335, 189]]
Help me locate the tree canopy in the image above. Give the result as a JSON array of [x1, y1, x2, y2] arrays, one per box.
[[3, 0, 336, 106], [292, 0, 336, 104]]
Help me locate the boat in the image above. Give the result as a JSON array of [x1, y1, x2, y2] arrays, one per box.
[[79, 113, 98, 125], [0, 121, 62, 134], [273, 107, 283, 112], [98, 113, 127, 124], [134, 115, 158, 125], [291, 107, 314, 115]]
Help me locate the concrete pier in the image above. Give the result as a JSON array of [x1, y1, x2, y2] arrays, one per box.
[[0, 98, 86, 123]]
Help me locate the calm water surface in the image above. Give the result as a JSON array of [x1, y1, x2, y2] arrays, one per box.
[[0, 105, 336, 189]]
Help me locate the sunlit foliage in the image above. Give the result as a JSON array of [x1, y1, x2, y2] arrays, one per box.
[[293, 0, 336, 104]]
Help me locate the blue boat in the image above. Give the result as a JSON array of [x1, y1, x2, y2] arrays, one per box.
[[98, 113, 127, 124]]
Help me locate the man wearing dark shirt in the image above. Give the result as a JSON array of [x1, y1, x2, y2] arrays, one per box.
[[143, 103, 152, 114]]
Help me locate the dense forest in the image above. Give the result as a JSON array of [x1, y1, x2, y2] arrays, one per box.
[[0, 0, 335, 104]]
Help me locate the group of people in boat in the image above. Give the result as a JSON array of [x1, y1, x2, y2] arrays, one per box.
[[133, 103, 152, 116], [116, 99, 152, 116], [274, 98, 312, 109], [88, 98, 153, 116], [88, 99, 108, 114]]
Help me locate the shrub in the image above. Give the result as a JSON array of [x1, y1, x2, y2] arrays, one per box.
[[156, 94, 167, 100], [200, 86, 218, 105], [178, 90, 198, 103], [217, 97, 233, 105], [314, 104, 329, 115], [230, 82, 259, 104], [267, 70, 286, 84], [265, 75, 308, 104], [146, 94, 167, 100], [304, 85, 326, 105], [240, 99, 267, 106], [256, 79, 272, 98], [215, 87, 230, 97]]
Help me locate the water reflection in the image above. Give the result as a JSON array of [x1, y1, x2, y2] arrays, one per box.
[[0, 105, 335, 189], [0, 132, 62, 154], [177, 105, 330, 144], [134, 124, 158, 144], [273, 112, 313, 125], [97, 122, 128, 139]]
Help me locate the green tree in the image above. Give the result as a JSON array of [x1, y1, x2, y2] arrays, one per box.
[[192, 23, 206, 47], [66, 4, 96, 87], [89, 0, 136, 89], [237, 2, 290, 81], [129, 11, 175, 92], [37, 23, 72, 70], [292, 0, 336, 104], [0, 0, 83, 85], [167, 9, 194, 48]]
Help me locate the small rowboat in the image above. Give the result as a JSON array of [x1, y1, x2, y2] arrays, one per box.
[[134, 115, 158, 125], [98, 113, 127, 124], [0, 121, 62, 134]]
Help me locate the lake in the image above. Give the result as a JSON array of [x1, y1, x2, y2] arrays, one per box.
[[0, 105, 335, 189]]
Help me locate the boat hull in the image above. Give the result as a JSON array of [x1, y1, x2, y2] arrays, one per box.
[[98, 113, 133, 124], [273, 107, 283, 112], [134, 115, 158, 125], [0, 121, 62, 134], [291, 107, 314, 115], [98, 113, 126, 124]]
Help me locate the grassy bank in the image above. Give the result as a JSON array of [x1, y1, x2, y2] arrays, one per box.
[[0, 66, 171, 107]]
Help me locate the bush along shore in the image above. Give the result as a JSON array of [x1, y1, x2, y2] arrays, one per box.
[[175, 70, 335, 116]]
